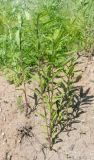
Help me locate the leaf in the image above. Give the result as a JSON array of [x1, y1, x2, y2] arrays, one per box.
[[15, 30, 20, 46], [25, 11, 30, 20], [38, 112, 46, 119], [53, 29, 60, 40]]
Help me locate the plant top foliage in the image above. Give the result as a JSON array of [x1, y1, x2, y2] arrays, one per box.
[[0, 0, 94, 84]]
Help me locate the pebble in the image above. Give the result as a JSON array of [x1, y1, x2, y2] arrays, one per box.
[[2, 133, 6, 140], [2, 132, 5, 137], [3, 116, 6, 121]]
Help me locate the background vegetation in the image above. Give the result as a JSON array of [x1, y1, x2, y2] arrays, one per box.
[[0, 0, 94, 84]]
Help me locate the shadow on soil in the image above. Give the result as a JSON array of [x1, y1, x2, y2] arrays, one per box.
[[16, 85, 94, 160], [52, 86, 94, 145]]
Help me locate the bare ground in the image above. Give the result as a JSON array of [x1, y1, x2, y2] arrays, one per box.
[[0, 56, 94, 160]]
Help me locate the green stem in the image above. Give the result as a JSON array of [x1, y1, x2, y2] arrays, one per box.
[[49, 65, 54, 150], [19, 15, 29, 110], [36, 14, 50, 147]]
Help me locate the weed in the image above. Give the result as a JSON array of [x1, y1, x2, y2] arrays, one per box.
[[1, 0, 94, 150]]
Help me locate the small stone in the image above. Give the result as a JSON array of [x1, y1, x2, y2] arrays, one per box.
[[2, 132, 5, 136], [2, 132, 5, 138], [0, 108, 2, 112], [3, 116, 6, 121], [18, 139, 21, 143]]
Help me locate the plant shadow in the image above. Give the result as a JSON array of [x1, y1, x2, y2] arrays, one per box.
[[52, 86, 94, 145], [28, 84, 94, 148]]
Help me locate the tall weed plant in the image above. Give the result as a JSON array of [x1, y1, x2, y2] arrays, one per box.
[[0, 0, 94, 149]]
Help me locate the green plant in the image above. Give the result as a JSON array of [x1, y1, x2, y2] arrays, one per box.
[[1, 0, 94, 150], [29, 2, 79, 149]]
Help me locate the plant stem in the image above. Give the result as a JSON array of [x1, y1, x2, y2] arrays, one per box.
[[36, 13, 52, 148], [19, 14, 29, 111], [49, 65, 54, 150], [23, 82, 29, 107]]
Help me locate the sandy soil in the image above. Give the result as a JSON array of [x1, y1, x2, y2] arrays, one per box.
[[0, 56, 94, 160]]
